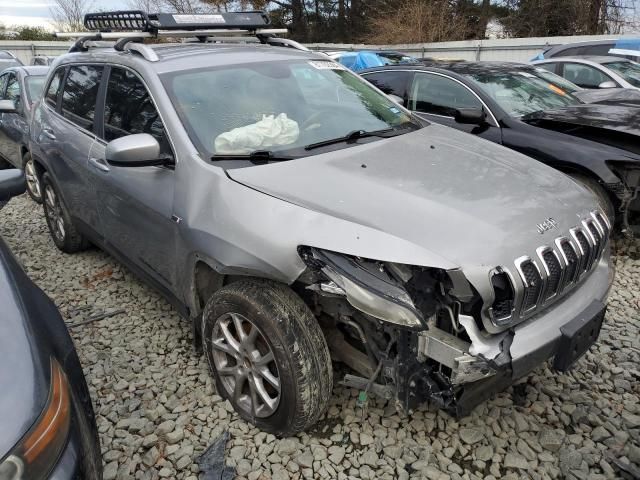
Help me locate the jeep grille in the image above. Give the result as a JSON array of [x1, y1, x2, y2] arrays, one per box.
[[490, 210, 609, 326]]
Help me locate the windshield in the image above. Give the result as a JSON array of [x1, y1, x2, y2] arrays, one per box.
[[162, 59, 416, 157], [605, 61, 640, 87], [465, 70, 582, 116], [25, 76, 46, 103]]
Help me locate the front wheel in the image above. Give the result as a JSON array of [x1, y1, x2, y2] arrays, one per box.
[[23, 153, 43, 203], [202, 279, 333, 436]]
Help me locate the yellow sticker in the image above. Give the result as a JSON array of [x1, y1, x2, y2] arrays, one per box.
[[548, 84, 566, 96]]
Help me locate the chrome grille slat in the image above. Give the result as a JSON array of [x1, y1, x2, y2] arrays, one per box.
[[491, 210, 607, 326]]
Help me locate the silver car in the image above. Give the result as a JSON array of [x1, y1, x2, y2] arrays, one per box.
[[30, 22, 613, 436], [533, 56, 640, 90]]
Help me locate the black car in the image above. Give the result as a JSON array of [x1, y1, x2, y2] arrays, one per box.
[[0, 169, 101, 479], [0, 66, 49, 203], [361, 62, 640, 230]]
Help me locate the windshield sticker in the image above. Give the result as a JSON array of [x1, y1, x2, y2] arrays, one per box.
[[389, 106, 401, 114], [548, 84, 566, 95], [173, 14, 225, 24], [308, 60, 346, 70]]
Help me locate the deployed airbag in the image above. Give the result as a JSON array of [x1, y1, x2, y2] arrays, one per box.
[[214, 113, 299, 154]]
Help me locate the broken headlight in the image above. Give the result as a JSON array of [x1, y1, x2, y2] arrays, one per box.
[[300, 248, 427, 328]]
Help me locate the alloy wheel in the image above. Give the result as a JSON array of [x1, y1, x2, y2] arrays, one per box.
[[44, 185, 65, 242], [211, 312, 281, 418], [24, 159, 41, 200]]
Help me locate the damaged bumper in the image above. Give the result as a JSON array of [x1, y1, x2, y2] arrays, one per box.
[[410, 253, 613, 416]]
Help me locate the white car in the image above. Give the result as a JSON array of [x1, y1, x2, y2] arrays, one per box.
[[533, 56, 640, 90]]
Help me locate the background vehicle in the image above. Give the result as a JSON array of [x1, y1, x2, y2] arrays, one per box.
[[0, 169, 101, 479], [30, 56, 57, 66], [0, 66, 49, 202], [0, 51, 22, 74], [361, 62, 640, 231], [533, 56, 640, 90], [30, 11, 612, 436], [533, 38, 640, 62], [327, 50, 419, 71]]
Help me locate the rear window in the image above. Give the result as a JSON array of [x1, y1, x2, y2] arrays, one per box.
[[61, 65, 103, 131]]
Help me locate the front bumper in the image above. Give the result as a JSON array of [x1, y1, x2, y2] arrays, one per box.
[[403, 252, 613, 416]]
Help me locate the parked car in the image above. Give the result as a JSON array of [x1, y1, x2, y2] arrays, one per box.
[[0, 51, 22, 73], [31, 10, 613, 435], [360, 62, 640, 230], [533, 38, 640, 62], [327, 50, 419, 71], [533, 56, 640, 91], [0, 169, 102, 479], [30, 55, 57, 66], [0, 66, 49, 202]]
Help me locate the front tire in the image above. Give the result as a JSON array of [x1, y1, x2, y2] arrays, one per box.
[[41, 172, 89, 253], [202, 279, 333, 436], [23, 153, 43, 203]]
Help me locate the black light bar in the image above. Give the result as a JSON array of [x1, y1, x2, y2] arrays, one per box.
[[84, 10, 271, 33]]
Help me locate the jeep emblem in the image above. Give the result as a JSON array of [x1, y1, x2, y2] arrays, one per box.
[[537, 217, 558, 234]]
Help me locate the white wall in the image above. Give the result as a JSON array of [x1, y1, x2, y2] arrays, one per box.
[[0, 34, 629, 65]]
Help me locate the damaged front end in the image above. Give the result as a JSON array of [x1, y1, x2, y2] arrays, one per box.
[[296, 247, 509, 416]]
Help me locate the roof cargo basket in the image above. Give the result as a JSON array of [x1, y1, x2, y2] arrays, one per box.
[[58, 10, 305, 59], [83, 10, 271, 33]]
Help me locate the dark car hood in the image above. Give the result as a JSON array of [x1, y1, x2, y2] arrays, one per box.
[[524, 104, 640, 136], [574, 88, 640, 107], [0, 239, 48, 458]]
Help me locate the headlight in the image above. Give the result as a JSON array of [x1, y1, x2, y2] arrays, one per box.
[[0, 359, 71, 480], [301, 248, 425, 328]]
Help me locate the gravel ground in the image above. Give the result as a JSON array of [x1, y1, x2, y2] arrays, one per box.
[[1, 194, 639, 480]]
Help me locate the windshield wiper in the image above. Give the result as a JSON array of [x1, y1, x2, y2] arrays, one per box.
[[211, 150, 297, 163], [304, 127, 401, 151]]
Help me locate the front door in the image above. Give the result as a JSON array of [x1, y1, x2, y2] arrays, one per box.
[[0, 72, 27, 167], [89, 66, 178, 293], [408, 72, 502, 144]]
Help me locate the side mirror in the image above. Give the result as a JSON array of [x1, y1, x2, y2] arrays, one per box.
[[598, 81, 617, 89], [454, 107, 487, 125], [387, 94, 404, 105], [0, 169, 26, 203], [0, 99, 16, 114], [106, 133, 170, 167]]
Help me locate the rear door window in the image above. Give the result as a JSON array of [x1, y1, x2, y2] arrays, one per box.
[[5, 73, 22, 111], [561, 63, 614, 88], [102, 67, 170, 155], [45, 67, 65, 109], [409, 72, 482, 116], [61, 65, 103, 131], [0, 72, 9, 98]]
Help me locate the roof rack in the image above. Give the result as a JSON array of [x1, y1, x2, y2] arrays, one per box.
[[56, 10, 303, 59]]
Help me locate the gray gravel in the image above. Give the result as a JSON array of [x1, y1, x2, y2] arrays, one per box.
[[1, 194, 639, 480]]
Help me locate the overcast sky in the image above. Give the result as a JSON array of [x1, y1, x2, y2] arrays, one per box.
[[0, 0, 130, 29]]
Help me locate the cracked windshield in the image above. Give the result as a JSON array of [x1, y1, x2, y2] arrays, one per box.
[[163, 60, 417, 157]]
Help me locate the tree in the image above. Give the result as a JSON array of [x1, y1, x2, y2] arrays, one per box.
[[51, 0, 95, 32]]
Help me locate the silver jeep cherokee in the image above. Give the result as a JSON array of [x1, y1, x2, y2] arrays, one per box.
[[29, 11, 613, 436]]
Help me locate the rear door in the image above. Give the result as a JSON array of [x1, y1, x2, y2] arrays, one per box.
[[89, 66, 178, 293], [41, 65, 103, 232], [407, 72, 502, 143]]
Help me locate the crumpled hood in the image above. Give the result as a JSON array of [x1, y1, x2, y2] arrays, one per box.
[[574, 88, 640, 107], [524, 104, 640, 136], [228, 123, 597, 272]]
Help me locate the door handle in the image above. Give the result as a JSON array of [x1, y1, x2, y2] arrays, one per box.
[[89, 157, 110, 173], [42, 128, 56, 140]]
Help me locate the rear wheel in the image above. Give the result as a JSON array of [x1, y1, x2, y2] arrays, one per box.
[[41, 172, 89, 253], [568, 173, 615, 225], [202, 279, 333, 436], [23, 153, 42, 203]]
